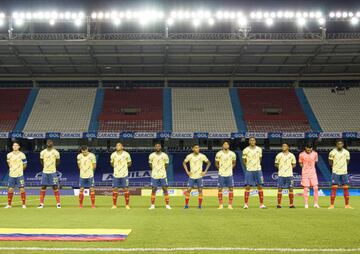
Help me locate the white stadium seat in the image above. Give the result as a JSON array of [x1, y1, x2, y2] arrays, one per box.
[[304, 88, 360, 132], [23, 88, 97, 132], [172, 88, 237, 132]]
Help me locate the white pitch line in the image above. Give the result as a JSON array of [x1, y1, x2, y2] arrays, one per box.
[[0, 247, 359, 252]]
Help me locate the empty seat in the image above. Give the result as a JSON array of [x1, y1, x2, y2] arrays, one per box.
[[23, 88, 96, 132], [172, 88, 237, 132], [304, 88, 360, 131], [238, 88, 311, 132], [98, 88, 163, 132], [0, 89, 30, 131]]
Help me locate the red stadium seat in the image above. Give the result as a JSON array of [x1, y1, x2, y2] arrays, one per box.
[[0, 89, 30, 131], [98, 88, 163, 132], [238, 88, 311, 132]]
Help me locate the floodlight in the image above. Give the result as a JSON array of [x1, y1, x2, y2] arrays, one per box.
[[297, 17, 306, 26], [318, 18, 325, 25], [238, 17, 248, 27], [113, 18, 121, 26], [74, 19, 82, 26], [166, 18, 174, 26], [329, 12, 335, 18], [91, 12, 97, 19], [208, 18, 215, 25], [192, 19, 200, 27], [14, 19, 24, 26], [350, 17, 359, 25], [49, 19, 55, 25], [265, 18, 274, 26]]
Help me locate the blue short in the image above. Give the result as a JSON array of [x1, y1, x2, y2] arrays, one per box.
[[8, 176, 25, 188], [277, 176, 294, 189], [151, 178, 168, 188], [332, 174, 349, 186], [41, 173, 59, 186], [188, 178, 204, 188], [218, 175, 234, 188], [79, 177, 95, 188], [245, 170, 264, 186], [113, 177, 129, 188]]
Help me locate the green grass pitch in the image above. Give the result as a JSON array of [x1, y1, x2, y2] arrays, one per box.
[[0, 194, 359, 254]]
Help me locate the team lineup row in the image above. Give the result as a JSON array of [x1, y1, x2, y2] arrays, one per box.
[[4, 138, 353, 210]]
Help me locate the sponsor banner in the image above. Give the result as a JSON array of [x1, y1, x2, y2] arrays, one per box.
[[10, 132, 23, 139], [319, 132, 342, 139], [208, 132, 231, 139], [268, 132, 282, 139], [83, 132, 97, 139], [120, 131, 134, 139], [245, 132, 268, 139], [305, 132, 319, 138], [0, 132, 9, 139], [342, 132, 358, 139], [231, 132, 246, 139], [23, 132, 46, 139], [46, 132, 61, 139], [271, 172, 302, 182], [133, 132, 157, 139], [141, 189, 182, 196], [102, 170, 152, 181], [171, 132, 194, 139], [282, 132, 305, 139], [97, 132, 120, 139], [60, 132, 83, 139], [74, 189, 90, 196], [157, 131, 172, 139], [194, 132, 209, 139]]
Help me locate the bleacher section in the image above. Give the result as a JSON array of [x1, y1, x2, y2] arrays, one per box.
[[238, 88, 312, 132], [98, 88, 163, 132], [0, 89, 30, 131], [172, 88, 238, 132], [303, 88, 360, 132], [23, 88, 96, 132]]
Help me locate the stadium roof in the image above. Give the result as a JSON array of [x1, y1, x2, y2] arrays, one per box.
[[0, 33, 359, 81]]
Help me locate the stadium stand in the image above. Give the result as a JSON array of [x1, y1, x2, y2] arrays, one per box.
[[171, 88, 238, 132], [303, 88, 360, 132], [98, 88, 163, 132], [23, 88, 96, 132], [0, 89, 30, 131], [238, 88, 312, 132]]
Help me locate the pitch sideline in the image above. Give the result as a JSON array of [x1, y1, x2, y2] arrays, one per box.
[[0, 247, 359, 252]]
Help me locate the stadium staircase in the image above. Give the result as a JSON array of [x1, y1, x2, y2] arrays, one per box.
[[88, 88, 104, 132], [295, 88, 322, 132], [229, 88, 247, 132], [163, 88, 172, 131]]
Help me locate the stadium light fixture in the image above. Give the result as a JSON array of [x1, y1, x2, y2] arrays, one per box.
[[356, 12, 360, 17], [297, 17, 306, 27], [329, 12, 335, 18], [91, 12, 97, 19], [0, 19, 4, 26], [237, 17, 248, 27], [166, 18, 174, 26], [208, 18, 215, 26], [265, 18, 274, 26], [350, 17, 359, 25], [74, 19, 82, 26], [14, 19, 24, 26], [49, 19, 55, 26], [192, 19, 201, 27], [318, 17, 326, 25], [113, 18, 121, 26], [335, 11, 342, 18]]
